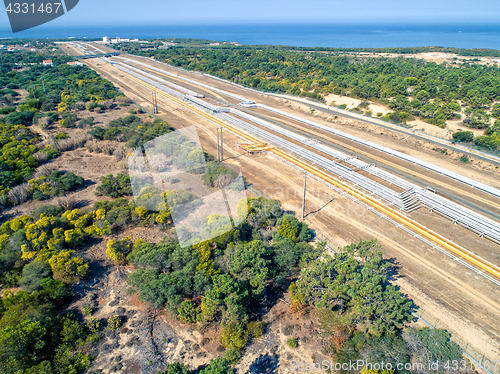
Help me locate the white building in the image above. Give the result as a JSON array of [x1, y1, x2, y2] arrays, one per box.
[[103, 36, 109, 43]]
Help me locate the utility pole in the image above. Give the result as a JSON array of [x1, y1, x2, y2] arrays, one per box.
[[220, 128, 223, 162], [216, 127, 224, 162], [216, 127, 220, 162], [302, 173, 307, 219], [152, 91, 158, 114], [41, 75, 46, 95]]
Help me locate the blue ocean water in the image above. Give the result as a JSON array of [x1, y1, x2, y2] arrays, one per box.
[[1, 23, 500, 49]]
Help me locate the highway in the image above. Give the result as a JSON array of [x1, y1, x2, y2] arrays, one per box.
[[100, 60, 500, 285]]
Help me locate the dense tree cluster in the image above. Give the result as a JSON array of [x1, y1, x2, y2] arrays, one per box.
[[90, 114, 174, 149], [123, 197, 418, 365], [0, 123, 40, 191], [0, 52, 125, 198], [297, 240, 411, 336], [95, 173, 133, 198], [157, 356, 234, 374], [133, 46, 500, 148], [28, 170, 85, 201], [0, 187, 200, 372]]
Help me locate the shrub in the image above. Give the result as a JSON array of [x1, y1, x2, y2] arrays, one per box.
[[49, 250, 89, 284], [59, 113, 78, 128], [177, 300, 200, 324], [28, 170, 85, 200], [452, 130, 474, 143], [107, 314, 122, 330], [39, 146, 60, 160], [83, 306, 93, 316], [287, 337, 298, 348], [78, 116, 94, 128], [32, 204, 63, 219], [247, 321, 263, 338], [221, 325, 249, 351], [55, 132, 69, 140], [86, 317, 101, 333], [96, 173, 132, 197], [106, 237, 133, 264], [474, 135, 499, 150], [459, 156, 470, 163], [86, 102, 98, 111], [202, 164, 238, 188]]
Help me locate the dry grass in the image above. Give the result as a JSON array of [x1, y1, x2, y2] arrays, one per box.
[[54, 134, 91, 152], [8, 183, 30, 205], [37, 133, 91, 153], [113, 148, 126, 161], [75, 101, 86, 111], [32, 165, 55, 179], [0, 194, 9, 210], [55, 195, 78, 211], [146, 153, 171, 172], [128, 154, 148, 172], [33, 151, 49, 164], [85, 139, 121, 155], [116, 96, 131, 104]]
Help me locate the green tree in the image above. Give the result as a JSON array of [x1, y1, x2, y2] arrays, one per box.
[[199, 357, 234, 374], [19, 260, 50, 292], [452, 131, 474, 142], [48, 250, 88, 284], [277, 218, 298, 242], [0, 320, 46, 365], [106, 236, 133, 264], [177, 300, 200, 324], [158, 362, 193, 374]]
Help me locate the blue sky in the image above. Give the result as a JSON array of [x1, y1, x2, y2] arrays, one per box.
[[1, 0, 499, 29]]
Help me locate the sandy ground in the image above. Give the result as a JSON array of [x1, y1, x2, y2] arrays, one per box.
[[324, 93, 392, 116]]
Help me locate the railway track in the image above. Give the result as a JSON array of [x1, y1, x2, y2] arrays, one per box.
[[98, 60, 500, 285]]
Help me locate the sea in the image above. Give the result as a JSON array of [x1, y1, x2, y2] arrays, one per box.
[[1, 23, 500, 50]]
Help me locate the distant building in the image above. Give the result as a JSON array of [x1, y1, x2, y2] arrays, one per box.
[[103, 36, 110, 43], [42, 60, 53, 66], [67, 61, 83, 66]]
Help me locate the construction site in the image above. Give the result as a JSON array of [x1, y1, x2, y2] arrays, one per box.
[[59, 41, 500, 368]]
